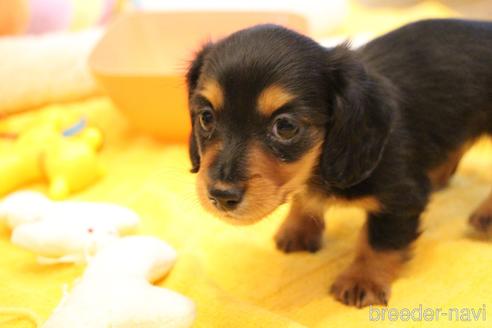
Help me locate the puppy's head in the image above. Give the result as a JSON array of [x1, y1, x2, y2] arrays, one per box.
[[186, 25, 392, 225]]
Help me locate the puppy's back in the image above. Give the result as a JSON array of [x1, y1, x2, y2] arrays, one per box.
[[359, 19, 492, 168]]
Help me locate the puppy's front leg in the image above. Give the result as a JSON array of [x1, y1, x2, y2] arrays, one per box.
[[469, 189, 492, 233], [331, 213, 419, 308], [275, 192, 325, 253]]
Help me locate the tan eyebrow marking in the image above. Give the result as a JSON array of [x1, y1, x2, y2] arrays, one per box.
[[257, 85, 295, 116], [199, 79, 224, 110]]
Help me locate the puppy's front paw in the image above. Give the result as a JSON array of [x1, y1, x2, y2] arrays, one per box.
[[469, 202, 492, 233], [470, 212, 492, 233], [330, 272, 390, 308], [275, 227, 322, 253], [274, 217, 324, 253]]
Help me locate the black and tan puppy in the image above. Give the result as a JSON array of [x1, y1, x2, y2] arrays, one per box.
[[186, 19, 492, 308]]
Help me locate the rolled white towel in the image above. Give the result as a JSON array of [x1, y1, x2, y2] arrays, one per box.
[[0, 29, 102, 115]]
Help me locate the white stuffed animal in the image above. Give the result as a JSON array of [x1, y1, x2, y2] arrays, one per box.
[[0, 191, 140, 263], [43, 236, 196, 328]]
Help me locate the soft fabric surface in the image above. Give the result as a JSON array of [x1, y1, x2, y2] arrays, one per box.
[[1, 2, 492, 326], [1, 98, 492, 327]]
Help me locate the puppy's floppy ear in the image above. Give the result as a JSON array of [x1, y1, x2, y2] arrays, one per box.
[[188, 133, 201, 173], [186, 43, 213, 98], [186, 43, 213, 173], [320, 44, 394, 189]]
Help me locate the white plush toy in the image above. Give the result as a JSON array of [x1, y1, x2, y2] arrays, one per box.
[[43, 236, 196, 328], [0, 191, 140, 263]]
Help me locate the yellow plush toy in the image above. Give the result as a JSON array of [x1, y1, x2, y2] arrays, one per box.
[[0, 109, 104, 199]]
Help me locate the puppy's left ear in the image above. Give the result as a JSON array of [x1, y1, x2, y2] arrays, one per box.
[[186, 43, 213, 173], [320, 44, 394, 189]]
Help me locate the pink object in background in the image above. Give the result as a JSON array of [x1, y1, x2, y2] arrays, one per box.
[[26, 0, 72, 34], [98, 0, 116, 25]]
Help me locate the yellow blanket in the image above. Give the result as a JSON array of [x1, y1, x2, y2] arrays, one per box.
[[1, 97, 492, 328]]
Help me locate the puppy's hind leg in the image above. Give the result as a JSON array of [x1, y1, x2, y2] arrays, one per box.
[[469, 130, 492, 233], [469, 189, 492, 234]]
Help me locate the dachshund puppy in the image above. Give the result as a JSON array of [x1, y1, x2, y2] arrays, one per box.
[[186, 19, 492, 308]]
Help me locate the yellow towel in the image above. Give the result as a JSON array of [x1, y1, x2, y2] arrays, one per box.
[[1, 97, 492, 327]]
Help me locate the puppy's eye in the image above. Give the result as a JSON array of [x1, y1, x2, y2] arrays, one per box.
[[199, 108, 215, 132], [272, 115, 299, 141]]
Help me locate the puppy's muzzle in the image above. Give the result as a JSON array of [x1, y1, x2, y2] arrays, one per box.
[[207, 185, 245, 211]]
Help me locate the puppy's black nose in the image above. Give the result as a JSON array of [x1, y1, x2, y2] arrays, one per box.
[[208, 187, 244, 211]]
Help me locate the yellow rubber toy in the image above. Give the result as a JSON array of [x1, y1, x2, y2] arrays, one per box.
[[0, 110, 104, 199]]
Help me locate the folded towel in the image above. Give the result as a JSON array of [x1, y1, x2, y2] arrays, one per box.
[[0, 29, 102, 117]]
